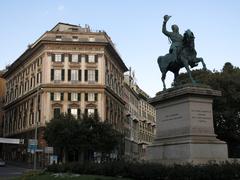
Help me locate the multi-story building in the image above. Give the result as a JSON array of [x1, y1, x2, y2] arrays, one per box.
[[2, 22, 128, 162], [135, 85, 156, 160], [0, 71, 6, 137], [123, 71, 156, 160], [123, 73, 139, 161], [0, 71, 6, 157]]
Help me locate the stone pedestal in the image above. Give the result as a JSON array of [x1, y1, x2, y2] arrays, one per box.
[[146, 85, 228, 164]]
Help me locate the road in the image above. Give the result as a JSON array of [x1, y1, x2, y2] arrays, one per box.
[[0, 163, 31, 180]]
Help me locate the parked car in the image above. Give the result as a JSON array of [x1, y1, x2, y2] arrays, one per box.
[[0, 159, 5, 167]]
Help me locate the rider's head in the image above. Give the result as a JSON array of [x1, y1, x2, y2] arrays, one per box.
[[171, 24, 179, 33]]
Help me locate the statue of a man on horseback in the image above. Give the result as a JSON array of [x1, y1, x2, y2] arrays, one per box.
[[158, 15, 207, 90]]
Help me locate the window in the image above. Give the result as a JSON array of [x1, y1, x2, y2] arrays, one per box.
[[88, 93, 95, 101], [85, 93, 97, 102], [71, 70, 78, 81], [68, 108, 80, 119], [88, 55, 95, 63], [81, 55, 85, 62], [51, 92, 64, 101], [24, 80, 29, 91], [55, 54, 62, 62], [68, 93, 80, 101], [72, 36, 78, 41], [54, 108, 61, 118], [30, 112, 34, 125], [72, 54, 78, 62], [87, 54, 98, 63], [19, 84, 23, 95], [30, 77, 34, 88], [88, 70, 95, 82], [89, 37, 95, 42], [85, 70, 98, 82], [54, 92, 61, 101], [54, 70, 61, 81], [37, 72, 42, 84], [52, 54, 64, 62], [68, 69, 81, 81], [37, 57, 42, 66], [51, 69, 64, 81], [70, 108, 78, 118], [71, 93, 78, 101], [87, 108, 95, 116], [69, 54, 81, 63], [56, 36, 62, 41]]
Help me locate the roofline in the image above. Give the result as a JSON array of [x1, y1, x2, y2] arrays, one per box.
[[50, 22, 79, 31], [124, 82, 140, 100], [3, 40, 128, 78]]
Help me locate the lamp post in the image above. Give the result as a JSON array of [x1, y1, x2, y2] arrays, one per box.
[[33, 85, 41, 170]]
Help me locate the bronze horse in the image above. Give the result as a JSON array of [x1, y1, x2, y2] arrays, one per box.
[[157, 29, 206, 90]]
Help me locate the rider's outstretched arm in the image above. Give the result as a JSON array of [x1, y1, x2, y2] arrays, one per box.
[[162, 21, 171, 37]]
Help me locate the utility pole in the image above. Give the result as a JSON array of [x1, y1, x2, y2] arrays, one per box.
[[33, 85, 40, 170]]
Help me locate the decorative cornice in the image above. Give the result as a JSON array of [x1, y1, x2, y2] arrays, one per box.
[[3, 37, 128, 78]]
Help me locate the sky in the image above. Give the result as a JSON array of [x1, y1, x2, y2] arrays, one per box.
[[0, 0, 240, 97]]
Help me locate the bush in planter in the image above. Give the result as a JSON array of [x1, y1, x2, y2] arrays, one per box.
[[47, 161, 240, 180]]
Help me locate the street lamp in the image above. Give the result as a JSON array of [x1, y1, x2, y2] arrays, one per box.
[[33, 85, 41, 170]]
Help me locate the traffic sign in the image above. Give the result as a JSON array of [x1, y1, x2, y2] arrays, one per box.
[[45, 147, 53, 154], [28, 139, 38, 153], [28, 139, 38, 146]]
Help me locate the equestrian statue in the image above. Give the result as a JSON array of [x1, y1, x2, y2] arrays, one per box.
[[158, 15, 207, 90]]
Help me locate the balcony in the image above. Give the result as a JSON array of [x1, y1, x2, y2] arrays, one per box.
[[54, 80, 61, 84], [71, 80, 79, 84], [132, 115, 139, 122], [151, 122, 156, 127], [88, 81, 96, 85], [125, 111, 131, 117]]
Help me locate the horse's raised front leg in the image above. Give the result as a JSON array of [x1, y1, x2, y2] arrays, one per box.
[[196, 57, 207, 70], [182, 59, 196, 84]]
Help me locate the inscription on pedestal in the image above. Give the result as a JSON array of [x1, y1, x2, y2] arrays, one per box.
[[191, 109, 211, 123], [162, 113, 183, 122]]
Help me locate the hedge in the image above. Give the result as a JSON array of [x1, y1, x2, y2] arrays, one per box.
[[46, 161, 240, 180]]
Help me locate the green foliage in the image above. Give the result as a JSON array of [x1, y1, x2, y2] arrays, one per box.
[[46, 161, 240, 180], [175, 62, 240, 145], [77, 114, 122, 153], [44, 113, 123, 162], [44, 113, 82, 153]]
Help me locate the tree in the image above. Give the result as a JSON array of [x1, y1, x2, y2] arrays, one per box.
[[44, 113, 82, 162], [44, 113, 123, 162], [78, 114, 123, 161], [175, 63, 240, 156]]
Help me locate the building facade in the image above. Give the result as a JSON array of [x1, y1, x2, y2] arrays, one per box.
[[138, 92, 156, 160], [0, 71, 6, 137], [0, 71, 6, 157], [123, 74, 139, 160], [2, 23, 128, 161], [123, 71, 156, 160]]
